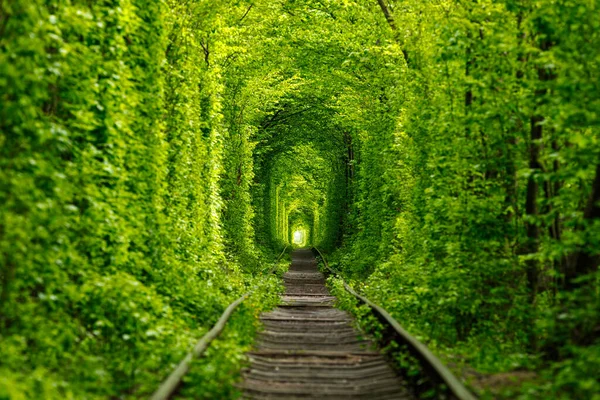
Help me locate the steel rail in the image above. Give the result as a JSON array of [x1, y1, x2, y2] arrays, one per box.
[[312, 247, 477, 400], [268, 245, 290, 275], [150, 245, 289, 400]]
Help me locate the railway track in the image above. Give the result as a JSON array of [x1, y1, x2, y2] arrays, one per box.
[[237, 249, 412, 399], [151, 248, 476, 400]]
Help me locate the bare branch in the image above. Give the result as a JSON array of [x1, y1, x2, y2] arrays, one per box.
[[374, 0, 409, 64], [239, 4, 253, 24]]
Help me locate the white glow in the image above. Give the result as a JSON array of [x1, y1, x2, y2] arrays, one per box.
[[293, 230, 304, 244]]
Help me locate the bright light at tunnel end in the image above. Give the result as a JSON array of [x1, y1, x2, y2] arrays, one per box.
[[293, 230, 305, 245]]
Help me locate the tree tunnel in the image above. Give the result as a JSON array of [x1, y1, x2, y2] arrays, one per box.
[[255, 122, 347, 251], [2, 0, 599, 398]]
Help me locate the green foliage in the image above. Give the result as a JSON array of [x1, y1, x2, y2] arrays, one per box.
[[2, 0, 599, 398], [0, 0, 281, 398], [314, 0, 599, 397]]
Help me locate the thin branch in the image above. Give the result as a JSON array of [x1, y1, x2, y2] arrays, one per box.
[[375, 0, 409, 64], [199, 36, 210, 66], [238, 4, 253, 24], [376, 0, 397, 31]]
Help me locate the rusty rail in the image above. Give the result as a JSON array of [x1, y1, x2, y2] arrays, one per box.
[[150, 245, 288, 400], [268, 245, 289, 274], [312, 247, 477, 400]]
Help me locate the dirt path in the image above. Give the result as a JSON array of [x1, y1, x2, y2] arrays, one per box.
[[238, 249, 412, 399]]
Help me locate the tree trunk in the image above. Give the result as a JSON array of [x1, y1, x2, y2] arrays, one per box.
[[524, 28, 554, 303], [565, 162, 600, 288], [524, 114, 543, 303]]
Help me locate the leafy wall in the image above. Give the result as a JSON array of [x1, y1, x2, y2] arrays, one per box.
[[326, 0, 600, 397], [0, 1, 278, 398]]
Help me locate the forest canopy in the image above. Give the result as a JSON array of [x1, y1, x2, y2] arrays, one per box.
[[1, 0, 599, 398]]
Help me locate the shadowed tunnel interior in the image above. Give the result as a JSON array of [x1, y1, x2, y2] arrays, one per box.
[[254, 112, 348, 251]]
